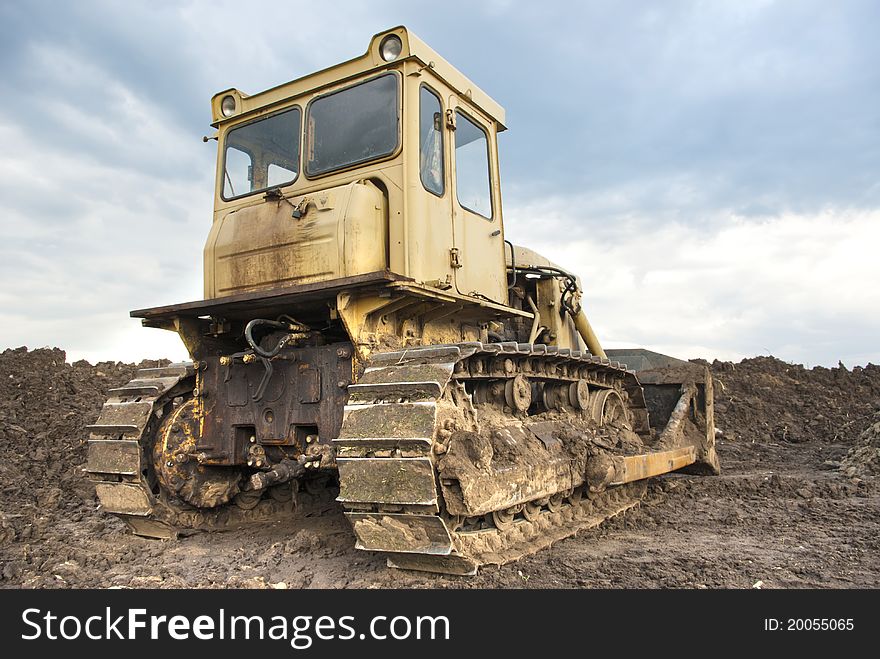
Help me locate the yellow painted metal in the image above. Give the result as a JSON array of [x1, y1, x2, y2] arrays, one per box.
[[199, 26, 623, 363], [657, 384, 697, 448], [611, 446, 697, 485], [505, 245, 585, 350], [205, 180, 387, 298], [573, 308, 608, 360], [336, 284, 533, 363], [446, 93, 508, 304]]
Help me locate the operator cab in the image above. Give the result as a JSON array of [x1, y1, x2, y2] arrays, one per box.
[[204, 27, 509, 306]]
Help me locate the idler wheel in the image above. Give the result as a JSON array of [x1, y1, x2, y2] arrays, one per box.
[[546, 492, 565, 512], [522, 501, 542, 521], [233, 489, 262, 510], [492, 507, 516, 531], [568, 380, 591, 410], [590, 389, 631, 427], [504, 374, 532, 413]]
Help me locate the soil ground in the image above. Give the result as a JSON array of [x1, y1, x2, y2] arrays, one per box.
[[1, 347, 878, 589]]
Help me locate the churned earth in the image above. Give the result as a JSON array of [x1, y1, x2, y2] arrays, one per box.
[[1, 347, 878, 589]]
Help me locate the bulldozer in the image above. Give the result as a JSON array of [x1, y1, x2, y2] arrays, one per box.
[[86, 27, 719, 575]]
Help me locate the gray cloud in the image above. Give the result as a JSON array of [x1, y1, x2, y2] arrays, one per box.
[[479, 1, 880, 215], [0, 0, 877, 365]]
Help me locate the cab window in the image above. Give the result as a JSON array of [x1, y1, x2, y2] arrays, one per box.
[[454, 110, 492, 219], [306, 74, 399, 176], [222, 107, 301, 200], [419, 86, 444, 195]]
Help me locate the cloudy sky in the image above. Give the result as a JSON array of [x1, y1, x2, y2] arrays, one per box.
[[1, 0, 878, 367]]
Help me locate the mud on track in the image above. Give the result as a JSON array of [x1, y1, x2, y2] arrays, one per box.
[[1, 347, 878, 588]]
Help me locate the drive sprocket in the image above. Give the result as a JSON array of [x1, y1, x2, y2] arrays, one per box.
[[153, 398, 241, 508]]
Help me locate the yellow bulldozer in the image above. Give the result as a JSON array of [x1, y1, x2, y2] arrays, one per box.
[[86, 27, 719, 575]]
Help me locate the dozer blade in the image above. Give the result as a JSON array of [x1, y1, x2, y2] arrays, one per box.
[[605, 348, 720, 474]]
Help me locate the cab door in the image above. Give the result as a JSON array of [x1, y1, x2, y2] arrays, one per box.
[[448, 97, 507, 303]]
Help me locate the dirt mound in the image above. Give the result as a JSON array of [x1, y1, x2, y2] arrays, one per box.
[[0, 347, 165, 549], [706, 356, 880, 445], [839, 413, 880, 479]]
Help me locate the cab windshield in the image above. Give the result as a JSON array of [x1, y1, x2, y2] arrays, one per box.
[[220, 73, 400, 200], [306, 73, 399, 176], [222, 107, 301, 200]]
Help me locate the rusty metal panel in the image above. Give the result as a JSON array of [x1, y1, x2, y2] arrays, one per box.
[[337, 457, 437, 505], [200, 343, 351, 464], [86, 440, 141, 475], [346, 512, 453, 554], [296, 363, 321, 403], [95, 483, 153, 516], [225, 366, 249, 407]]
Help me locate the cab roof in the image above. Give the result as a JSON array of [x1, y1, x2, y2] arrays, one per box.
[[210, 26, 507, 131]]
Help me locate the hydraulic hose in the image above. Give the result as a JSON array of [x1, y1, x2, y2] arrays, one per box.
[[245, 319, 297, 358]]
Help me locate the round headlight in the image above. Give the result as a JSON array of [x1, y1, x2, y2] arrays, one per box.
[[220, 95, 236, 117], [379, 35, 403, 62]]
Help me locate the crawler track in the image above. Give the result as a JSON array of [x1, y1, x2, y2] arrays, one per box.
[[337, 342, 655, 574]]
